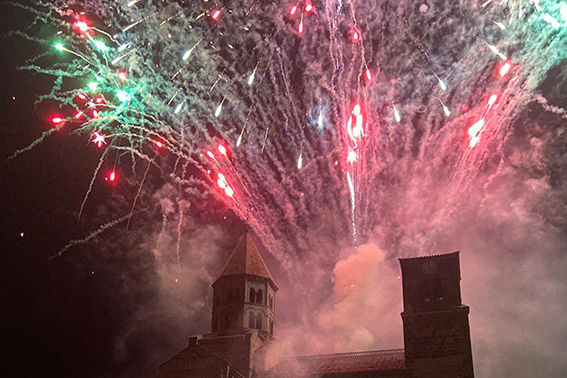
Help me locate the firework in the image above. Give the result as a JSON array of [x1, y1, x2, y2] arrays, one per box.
[[11, 0, 567, 259]]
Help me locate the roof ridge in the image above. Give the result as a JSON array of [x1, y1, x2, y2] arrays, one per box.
[[295, 348, 405, 360], [213, 232, 277, 286], [399, 251, 459, 261]]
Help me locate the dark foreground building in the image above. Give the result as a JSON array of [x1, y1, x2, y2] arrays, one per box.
[[158, 233, 474, 377]]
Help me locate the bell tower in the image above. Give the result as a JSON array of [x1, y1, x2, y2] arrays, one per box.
[[400, 252, 474, 378], [158, 233, 278, 377], [211, 233, 277, 337]]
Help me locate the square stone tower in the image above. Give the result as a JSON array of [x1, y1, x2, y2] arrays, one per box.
[[400, 252, 474, 378]]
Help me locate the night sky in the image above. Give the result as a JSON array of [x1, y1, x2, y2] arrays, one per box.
[[2, 1, 567, 377]]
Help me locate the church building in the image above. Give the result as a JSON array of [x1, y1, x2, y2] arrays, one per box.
[[158, 233, 474, 377]]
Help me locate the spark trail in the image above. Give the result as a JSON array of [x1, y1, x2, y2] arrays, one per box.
[[12, 0, 567, 265]]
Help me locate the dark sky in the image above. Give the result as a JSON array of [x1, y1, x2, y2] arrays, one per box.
[[0, 7, 239, 377]]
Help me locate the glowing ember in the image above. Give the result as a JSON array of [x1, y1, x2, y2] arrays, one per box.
[[73, 21, 90, 33], [499, 62, 511, 77], [289, 4, 298, 16], [51, 116, 63, 125], [92, 131, 106, 148], [211, 9, 221, 21]]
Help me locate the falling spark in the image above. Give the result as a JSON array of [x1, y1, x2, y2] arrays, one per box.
[[247, 71, 255, 86], [116, 90, 131, 102], [347, 149, 356, 164], [365, 68, 372, 81], [297, 153, 303, 169], [347, 103, 365, 143], [217, 177, 226, 189], [236, 132, 244, 147], [289, 4, 298, 17], [224, 186, 234, 197], [51, 116, 63, 125], [261, 126, 270, 153], [209, 67, 228, 93], [218, 144, 227, 156], [247, 62, 260, 86], [118, 70, 127, 81], [174, 100, 184, 114], [352, 30, 360, 43], [211, 9, 222, 21], [215, 97, 226, 117], [182, 39, 202, 61], [468, 119, 485, 138], [182, 49, 192, 61], [485, 41, 507, 60], [434, 73, 447, 91], [487, 93, 498, 107], [74, 21, 90, 33], [346, 171, 357, 243], [393, 104, 401, 123], [492, 20, 506, 30], [92, 131, 106, 148], [499, 61, 512, 77], [438, 98, 451, 117], [93, 40, 109, 52], [122, 13, 154, 32]]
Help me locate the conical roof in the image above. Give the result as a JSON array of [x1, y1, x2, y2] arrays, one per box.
[[214, 233, 276, 287]]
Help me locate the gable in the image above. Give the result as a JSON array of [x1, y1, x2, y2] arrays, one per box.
[[158, 344, 234, 377]]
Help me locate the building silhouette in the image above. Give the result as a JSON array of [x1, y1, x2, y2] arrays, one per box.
[[158, 233, 474, 377]]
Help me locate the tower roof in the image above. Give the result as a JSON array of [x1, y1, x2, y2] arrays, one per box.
[[214, 233, 277, 287]]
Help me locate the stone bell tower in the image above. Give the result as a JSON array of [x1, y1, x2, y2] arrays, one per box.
[[399, 252, 474, 378], [211, 232, 278, 337], [158, 233, 278, 377]]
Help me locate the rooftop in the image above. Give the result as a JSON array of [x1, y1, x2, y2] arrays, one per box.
[[398, 251, 460, 261], [267, 349, 405, 376], [214, 233, 276, 286]]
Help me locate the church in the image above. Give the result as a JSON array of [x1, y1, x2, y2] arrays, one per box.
[[158, 233, 474, 377]]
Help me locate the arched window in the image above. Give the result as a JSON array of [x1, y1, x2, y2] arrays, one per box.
[[256, 289, 263, 304], [248, 312, 255, 329], [269, 318, 274, 335], [249, 288, 256, 303], [269, 295, 273, 309], [255, 313, 262, 329]]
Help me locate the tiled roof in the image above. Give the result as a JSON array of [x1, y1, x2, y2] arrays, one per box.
[[267, 349, 405, 376], [157, 344, 247, 377], [214, 233, 276, 286], [398, 251, 460, 261]]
